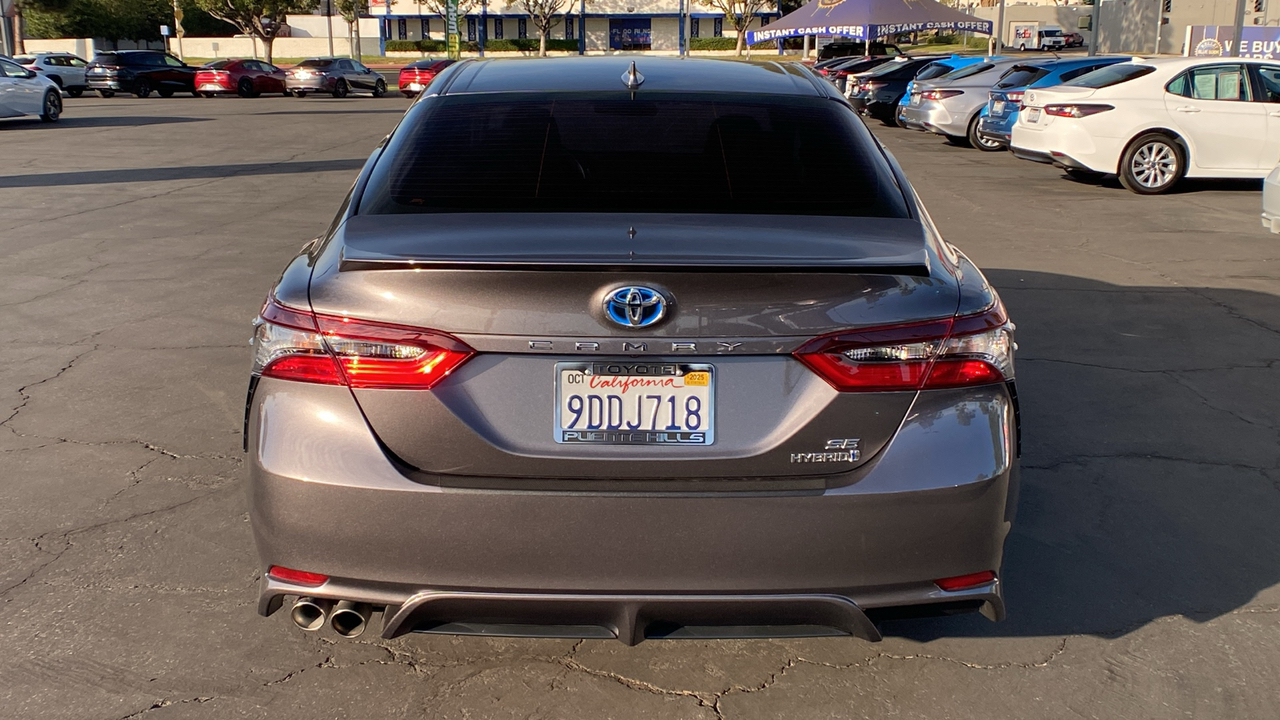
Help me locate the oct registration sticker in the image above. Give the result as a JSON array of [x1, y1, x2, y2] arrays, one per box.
[[555, 361, 715, 445]]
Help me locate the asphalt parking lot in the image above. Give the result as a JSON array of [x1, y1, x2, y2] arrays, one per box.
[[1, 93, 1277, 719]]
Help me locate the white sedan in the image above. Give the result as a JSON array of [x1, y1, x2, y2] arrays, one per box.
[[1011, 57, 1280, 194], [0, 56, 62, 122]]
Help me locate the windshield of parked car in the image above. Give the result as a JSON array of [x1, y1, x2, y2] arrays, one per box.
[[995, 65, 1050, 89], [941, 62, 995, 81], [1065, 64, 1156, 89], [298, 59, 334, 68], [361, 93, 910, 218], [915, 62, 961, 81], [1041, 29, 1063, 36], [205, 60, 234, 69]]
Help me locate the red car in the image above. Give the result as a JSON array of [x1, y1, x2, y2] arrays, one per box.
[[195, 59, 289, 98], [398, 59, 455, 98]]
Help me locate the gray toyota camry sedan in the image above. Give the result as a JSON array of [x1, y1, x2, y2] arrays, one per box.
[[247, 57, 1020, 644]]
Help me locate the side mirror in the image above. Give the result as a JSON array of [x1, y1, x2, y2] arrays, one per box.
[[26, 69, 38, 79]]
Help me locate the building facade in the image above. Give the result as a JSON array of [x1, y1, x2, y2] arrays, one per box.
[[352, 0, 778, 53]]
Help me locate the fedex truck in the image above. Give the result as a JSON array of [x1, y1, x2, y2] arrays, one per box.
[[1010, 23, 1067, 51]]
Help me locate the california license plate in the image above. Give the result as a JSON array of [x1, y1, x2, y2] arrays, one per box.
[[1027, 108, 1041, 123], [555, 361, 714, 445], [199, 84, 222, 91], [992, 100, 1006, 114], [910, 94, 921, 106]]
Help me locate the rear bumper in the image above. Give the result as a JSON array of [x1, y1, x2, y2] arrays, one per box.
[[1263, 165, 1280, 233], [286, 77, 334, 92], [248, 379, 1018, 641], [86, 77, 129, 91]]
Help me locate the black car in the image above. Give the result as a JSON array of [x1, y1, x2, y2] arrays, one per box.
[[822, 55, 899, 93], [847, 56, 949, 122], [816, 40, 902, 61], [85, 51, 197, 98]]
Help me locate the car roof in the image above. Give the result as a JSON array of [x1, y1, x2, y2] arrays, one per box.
[[437, 57, 826, 97], [1119, 56, 1271, 71]]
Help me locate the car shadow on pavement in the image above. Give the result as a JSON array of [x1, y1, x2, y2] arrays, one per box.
[[0, 158, 368, 188], [880, 269, 1280, 642], [0, 115, 212, 130], [253, 108, 410, 116]]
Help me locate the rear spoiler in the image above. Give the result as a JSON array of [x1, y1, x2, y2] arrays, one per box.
[[338, 257, 932, 276]]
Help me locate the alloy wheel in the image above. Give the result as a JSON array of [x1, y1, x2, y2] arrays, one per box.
[[1130, 141, 1178, 189], [41, 92, 62, 122]]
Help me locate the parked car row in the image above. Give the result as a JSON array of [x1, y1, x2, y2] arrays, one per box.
[[842, 53, 1280, 197], [5, 50, 442, 104]]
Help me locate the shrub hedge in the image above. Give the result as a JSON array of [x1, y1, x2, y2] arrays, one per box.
[[384, 38, 580, 53]]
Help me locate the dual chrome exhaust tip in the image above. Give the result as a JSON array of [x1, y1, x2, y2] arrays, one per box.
[[290, 597, 374, 638]]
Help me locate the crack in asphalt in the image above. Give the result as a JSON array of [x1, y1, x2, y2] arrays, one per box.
[[117, 696, 214, 720], [0, 344, 99, 431]]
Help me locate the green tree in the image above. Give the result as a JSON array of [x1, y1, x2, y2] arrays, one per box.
[[334, 0, 365, 58], [695, 0, 771, 55], [194, 0, 320, 62], [518, 0, 569, 56]]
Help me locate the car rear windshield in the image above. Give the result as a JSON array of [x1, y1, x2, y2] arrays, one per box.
[[942, 62, 995, 81], [298, 59, 333, 67], [14, 56, 34, 64], [995, 65, 1051, 89], [360, 92, 909, 218], [915, 62, 957, 81], [1065, 64, 1156, 88], [91, 53, 120, 64], [204, 60, 234, 69]]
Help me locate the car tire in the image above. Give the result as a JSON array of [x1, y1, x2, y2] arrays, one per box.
[[39, 90, 62, 122], [158, 88, 174, 98], [332, 79, 348, 98], [1064, 168, 1104, 183], [134, 80, 151, 98], [1119, 133, 1185, 195], [97, 89, 115, 98], [200, 92, 215, 98], [944, 134, 971, 148], [238, 78, 258, 98], [968, 115, 1003, 152], [1019, 43, 1027, 51], [67, 88, 83, 98], [402, 91, 415, 98], [294, 91, 307, 98], [373, 78, 387, 97]]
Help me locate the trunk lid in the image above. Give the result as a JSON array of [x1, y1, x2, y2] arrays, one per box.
[[309, 214, 960, 484]]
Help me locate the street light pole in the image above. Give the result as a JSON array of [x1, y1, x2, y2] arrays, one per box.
[[1230, 0, 1247, 56], [992, 0, 1005, 56], [1087, 0, 1100, 56], [326, 0, 335, 57], [578, 0, 586, 55]]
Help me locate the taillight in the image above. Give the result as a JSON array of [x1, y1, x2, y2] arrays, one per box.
[[864, 81, 888, 91], [935, 571, 996, 591], [252, 297, 473, 389], [268, 566, 329, 586], [921, 89, 963, 101], [1044, 103, 1113, 118], [1005, 91, 1023, 103], [794, 305, 1014, 392]]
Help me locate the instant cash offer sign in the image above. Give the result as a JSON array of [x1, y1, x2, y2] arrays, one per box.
[[746, 0, 992, 45]]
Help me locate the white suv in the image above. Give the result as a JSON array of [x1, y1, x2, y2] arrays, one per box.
[[1011, 57, 1280, 194], [15, 52, 89, 97]]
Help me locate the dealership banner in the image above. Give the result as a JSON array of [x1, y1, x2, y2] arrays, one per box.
[[746, 0, 992, 46], [1185, 26, 1280, 59]]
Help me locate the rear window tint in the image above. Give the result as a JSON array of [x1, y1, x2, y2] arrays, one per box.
[[298, 59, 333, 68], [205, 60, 234, 69], [91, 53, 120, 64], [1065, 64, 1156, 89], [942, 63, 995, 81], [915, 62, 956, 81], [14, 56, 34, 64], [995, 65, 1050, 89], [361, 93, 909, 218]]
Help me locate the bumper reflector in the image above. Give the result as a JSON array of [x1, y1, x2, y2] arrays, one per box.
[[268, 565, 329, 587], [935, 571, 997, 592]]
